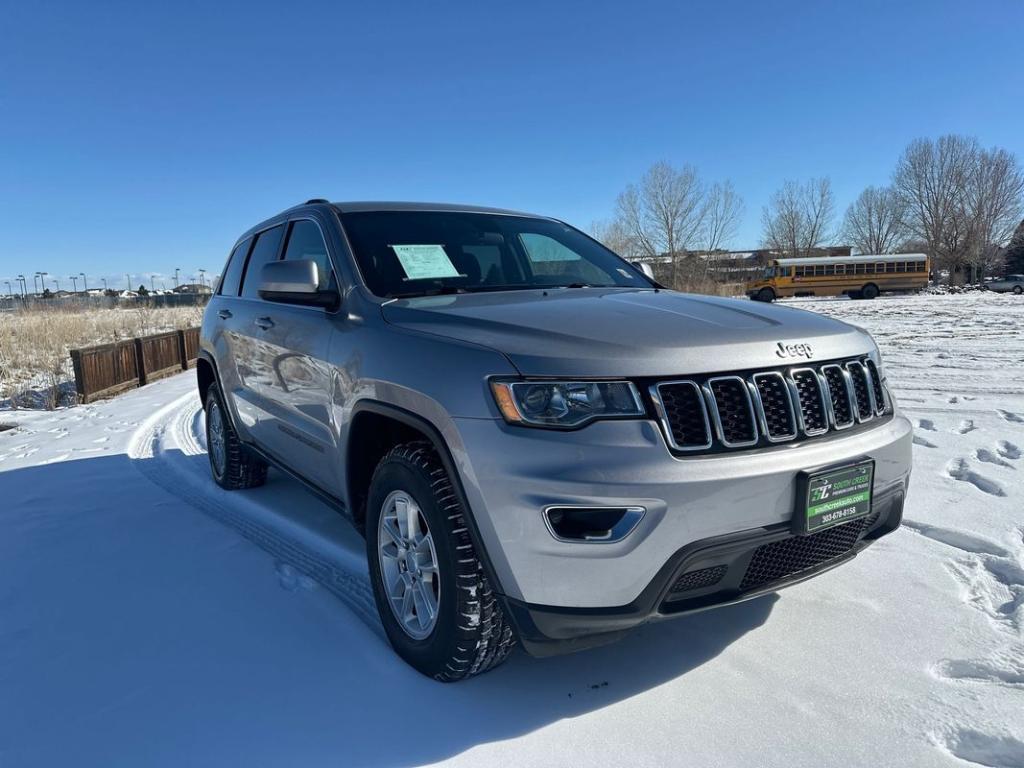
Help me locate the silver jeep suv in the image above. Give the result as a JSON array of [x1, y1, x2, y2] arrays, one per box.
[[198, 200, 913, 681]]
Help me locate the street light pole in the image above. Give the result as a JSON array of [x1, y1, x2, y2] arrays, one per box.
[[17, 275, 26, 297], [80, 272, 88, 293], [126, 273, 131, 293], [52, 277, 60, 292], [70, 275, 78, 293], [4, 280, 12, 299], [198, 268, 207, 290], [174, 268, 180, 289], [39, 272, 49, 295], [102, 277, 108, 292]]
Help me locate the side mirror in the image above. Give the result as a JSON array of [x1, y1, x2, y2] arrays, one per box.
[[258, 259, 339, 308], [631, 261, 655, 280]]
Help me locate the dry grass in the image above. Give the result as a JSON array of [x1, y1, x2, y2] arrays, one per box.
[[0, 304, 204, 409]]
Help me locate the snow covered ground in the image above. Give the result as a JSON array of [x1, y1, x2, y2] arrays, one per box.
[[1, 292, 1022, 768]]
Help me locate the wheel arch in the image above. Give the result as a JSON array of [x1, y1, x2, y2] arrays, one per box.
[[346, 400, 509, 600]]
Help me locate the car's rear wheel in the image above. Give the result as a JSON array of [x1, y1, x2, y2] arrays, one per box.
[[861, 283, 880, 300], [205, 388, 268, 490], [366, 441, 514, 681], [1014, 285, 1022, 295]]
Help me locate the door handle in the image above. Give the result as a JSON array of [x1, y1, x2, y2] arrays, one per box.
[[254, 316, 275, 330], [217, 309, 233, 319]]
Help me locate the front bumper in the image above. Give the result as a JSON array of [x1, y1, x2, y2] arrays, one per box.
[[451, 413, 913, 610], [504, 481, 905, 656]]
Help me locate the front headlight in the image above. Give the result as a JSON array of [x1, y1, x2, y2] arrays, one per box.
[[490, 380, 644, 428]]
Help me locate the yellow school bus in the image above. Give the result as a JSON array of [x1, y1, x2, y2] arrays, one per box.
[[746, 253, 930, 302]]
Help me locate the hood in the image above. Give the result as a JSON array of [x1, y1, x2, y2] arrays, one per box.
[[381, 288, 873, 377]]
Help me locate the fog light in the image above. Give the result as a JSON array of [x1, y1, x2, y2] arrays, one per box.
[[543, 506, 645, 543]]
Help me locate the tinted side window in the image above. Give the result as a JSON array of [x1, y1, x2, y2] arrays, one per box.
[[218, 237, 253, 297], [240, 225, 285, 299], [283, 220, 334, 289]]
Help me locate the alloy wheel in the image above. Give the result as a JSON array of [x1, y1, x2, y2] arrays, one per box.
[[377, 489, 441, 639]]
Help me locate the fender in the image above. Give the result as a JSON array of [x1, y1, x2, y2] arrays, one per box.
[[348, 399, 510, 602]]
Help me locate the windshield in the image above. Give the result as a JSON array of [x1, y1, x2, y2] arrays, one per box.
[[340, 211, 651, 298], [763, 266, 776, 278]]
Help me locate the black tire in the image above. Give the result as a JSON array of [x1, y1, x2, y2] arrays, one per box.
[[205, 387, 268, 490], [755, 287, 775, 303], [862, 283, 879, 300], [366, 442, 515, 682], [1014, 285, 1022, 295]]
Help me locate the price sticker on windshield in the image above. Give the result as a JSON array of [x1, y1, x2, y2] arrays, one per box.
[[391, 244, 461, 281]]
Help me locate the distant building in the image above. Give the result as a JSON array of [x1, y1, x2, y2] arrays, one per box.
[[174, 283, 212, 295]]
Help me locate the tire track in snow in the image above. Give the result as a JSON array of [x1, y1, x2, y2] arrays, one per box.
[[127, 392, 383, 639]]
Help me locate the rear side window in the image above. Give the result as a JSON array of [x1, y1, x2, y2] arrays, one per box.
[[218, 237, 253, 297], [240, 225, 285, 299], [283, 220, 334, 289]]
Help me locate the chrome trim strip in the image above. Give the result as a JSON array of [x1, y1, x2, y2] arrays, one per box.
[[704, 375, 759, 448], [845, 361, 875, 423], [750, 372, 797, 442], [650, 380, 713, 451], [820, 364, 856, 430], [542, 505, 647, 544], [787, 367, 830, 437]]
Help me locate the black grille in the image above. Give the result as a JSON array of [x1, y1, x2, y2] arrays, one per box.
[[657, 382, 710, 448], [865, 359, 886, 412], [791, 370, 827, 433], [739, 515, 874, 591], [669, 564, 728, 594], [754, 374, 796, 439], [709, 378, 756, 444], [650, 355, 889, 456], [847, 363, 873, 420], [822, 366, 853, 426]]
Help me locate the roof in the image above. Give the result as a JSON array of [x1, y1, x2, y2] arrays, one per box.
[[329, 201, 542, 217], [773, 253, 927, 267]]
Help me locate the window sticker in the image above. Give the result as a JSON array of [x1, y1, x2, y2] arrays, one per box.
[[390, 244, 461, 280]]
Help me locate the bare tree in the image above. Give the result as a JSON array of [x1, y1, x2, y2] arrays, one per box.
[[590, 218, 638, 258], [964, 146, 1024, 278], [841, 185, 907, 254], [702, 181, 745, 252], [615, 161, 707, 285], [761, 177, 835, 256], [892, 135, 978, 280]]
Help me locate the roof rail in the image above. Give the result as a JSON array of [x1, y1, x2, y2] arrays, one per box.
[[304, 198, 330, 205]]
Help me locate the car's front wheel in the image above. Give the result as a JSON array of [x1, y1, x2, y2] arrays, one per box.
[[1014, 285, 1023, 295], [366, 442, 514, 681]]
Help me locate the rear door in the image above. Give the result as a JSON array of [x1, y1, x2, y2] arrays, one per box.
[[250, 218, 340, 494], [206, 235, 262, 433], [226, 224, 286, 433]]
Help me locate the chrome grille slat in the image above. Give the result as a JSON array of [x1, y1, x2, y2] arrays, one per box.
[[820, 364, 855, 429], [863, 359, 888, 414], [652, 355, 889, 455], [845, 361, 875, 422], [705, 376, 758, 447], [650, 381, 713, 451], [752, 372, 797, 442], [789, 367, 829, 435]]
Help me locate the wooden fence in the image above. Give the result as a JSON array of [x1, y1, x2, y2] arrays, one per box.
[[70, 327, 200, 403]]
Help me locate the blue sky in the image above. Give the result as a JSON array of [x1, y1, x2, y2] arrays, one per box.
[[1, 0, 1021, 291]]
